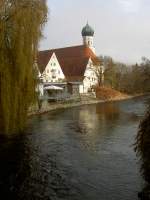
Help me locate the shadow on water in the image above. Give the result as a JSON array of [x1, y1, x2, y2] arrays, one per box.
[[0, 134, 31, 200], [0, 133, 78, 200]]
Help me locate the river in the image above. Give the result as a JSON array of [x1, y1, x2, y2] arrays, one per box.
[[0, 95, 149, 200]]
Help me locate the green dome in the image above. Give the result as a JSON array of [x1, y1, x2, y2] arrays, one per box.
[[82, 23, 94, 37]]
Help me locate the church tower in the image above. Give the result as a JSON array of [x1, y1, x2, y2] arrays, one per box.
[[81, 22, 95, 53]]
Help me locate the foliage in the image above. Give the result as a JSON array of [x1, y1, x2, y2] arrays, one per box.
[[0, 0, 47, 134], [104, 58, 118, 88], [135, 106, 150, 184], [98, 55, 150, 94], [118, 60, 150, 94], [95, 86, 127, 100], [92, 65, 104, 86]]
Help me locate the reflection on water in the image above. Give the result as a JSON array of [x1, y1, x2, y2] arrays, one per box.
[[0, 95, 150, 200], [0, 135, 31, 199], [96, 102, 120, 121]]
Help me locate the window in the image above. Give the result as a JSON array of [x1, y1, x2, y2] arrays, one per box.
[[51, 69, 56, 73], [47, 69, 49, 73], [54, 63, 56, 66]]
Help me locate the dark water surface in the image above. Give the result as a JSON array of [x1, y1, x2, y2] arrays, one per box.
[[0, 96, 150, 200]]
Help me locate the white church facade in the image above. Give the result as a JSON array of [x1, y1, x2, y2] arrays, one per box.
[[37, 23, 103, 99]]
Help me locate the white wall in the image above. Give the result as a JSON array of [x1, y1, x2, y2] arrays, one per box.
[[42, 53, 65, 83], [83, 36, 95, 53], [81, 58, 98, 93], [79, 84, 84, 93]]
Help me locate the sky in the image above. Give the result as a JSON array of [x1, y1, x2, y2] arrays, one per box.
[[40, 0, 150, 64]]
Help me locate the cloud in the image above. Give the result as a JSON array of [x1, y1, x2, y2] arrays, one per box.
[[118, 0, 142, 13]]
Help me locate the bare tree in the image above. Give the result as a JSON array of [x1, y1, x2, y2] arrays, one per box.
[[93, 64, 104, 86]]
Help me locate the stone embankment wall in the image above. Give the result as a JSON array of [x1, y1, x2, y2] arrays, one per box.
[[28, 93, 133, 116]]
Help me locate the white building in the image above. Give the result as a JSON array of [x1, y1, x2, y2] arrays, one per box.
[[37, 23, 103, 98]]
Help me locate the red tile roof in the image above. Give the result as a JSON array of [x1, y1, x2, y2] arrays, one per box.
[[37, 45, 100, 82]]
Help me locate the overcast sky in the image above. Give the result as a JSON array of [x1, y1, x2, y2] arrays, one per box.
[[40, 0, 150, 64]]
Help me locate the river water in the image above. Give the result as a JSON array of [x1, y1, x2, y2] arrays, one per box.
[[0, 96, 150, 200]]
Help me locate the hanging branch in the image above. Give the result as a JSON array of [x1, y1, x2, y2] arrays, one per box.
[[0, 0, 47, 134]]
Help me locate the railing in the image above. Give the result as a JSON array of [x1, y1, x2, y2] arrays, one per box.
[[39, 93, 71, 101]]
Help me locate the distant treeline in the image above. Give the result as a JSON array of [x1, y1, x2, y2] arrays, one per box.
[[99, 55, 150, 94]]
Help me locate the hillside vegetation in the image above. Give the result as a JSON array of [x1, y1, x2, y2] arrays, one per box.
[[95, 86, 129, 101]]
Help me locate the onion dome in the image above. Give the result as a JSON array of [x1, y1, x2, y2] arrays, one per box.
[[82, 22, 94, 37]]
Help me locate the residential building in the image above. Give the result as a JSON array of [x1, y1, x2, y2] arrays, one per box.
[[37, 23, 104, 100]]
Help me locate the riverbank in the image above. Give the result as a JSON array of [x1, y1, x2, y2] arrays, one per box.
[[28, 85, 150, 116], [28, 92, 146, 116]]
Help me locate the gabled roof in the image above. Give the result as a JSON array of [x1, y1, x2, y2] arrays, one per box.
[[37, 45, 100, 81]]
